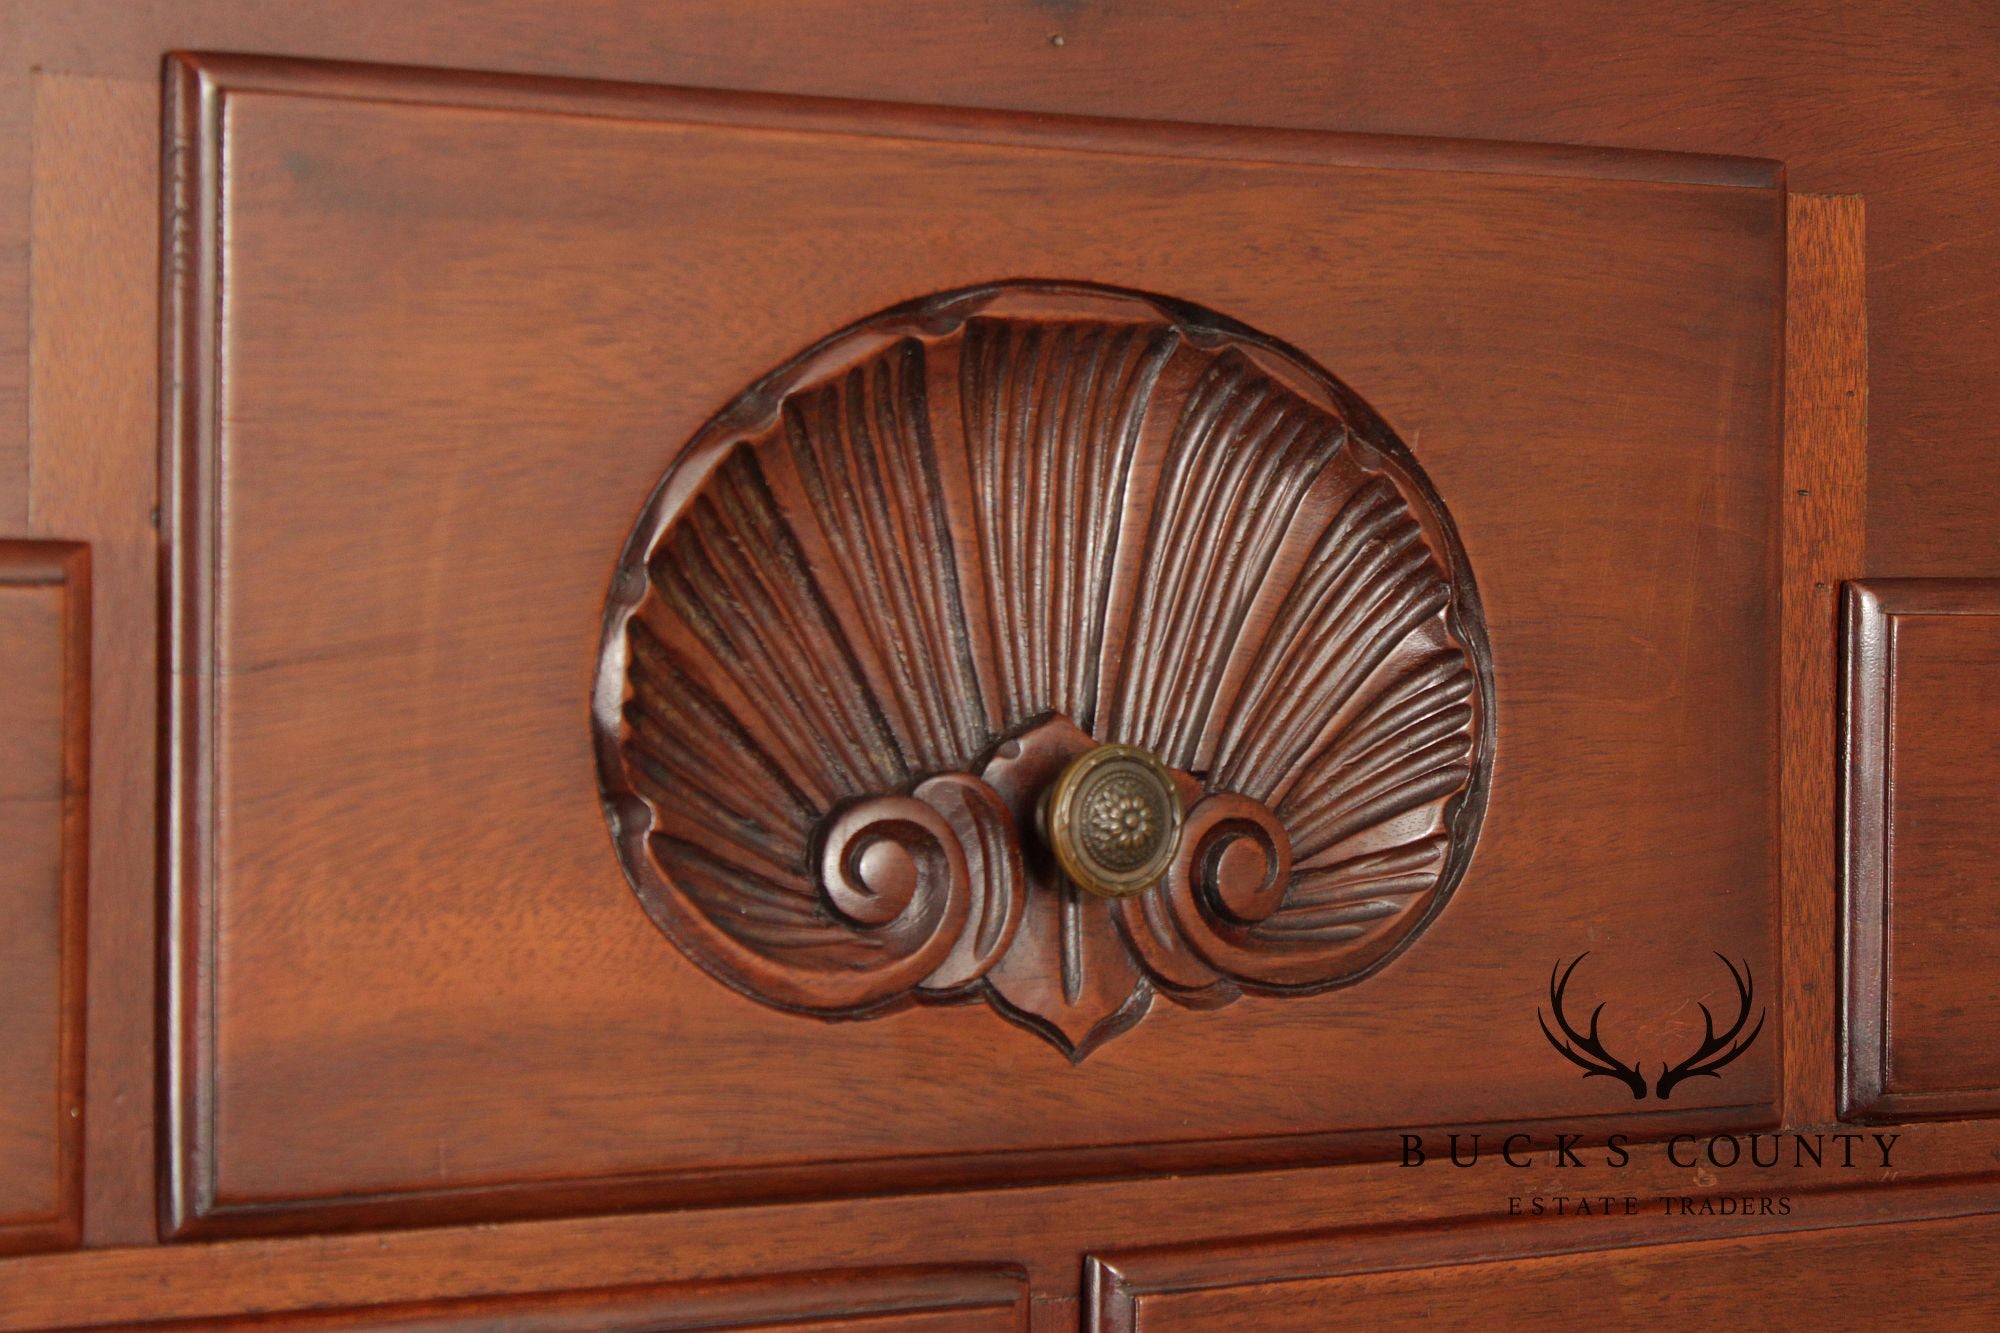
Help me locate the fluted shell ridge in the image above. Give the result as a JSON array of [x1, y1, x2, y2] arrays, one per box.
[[596, 282, 1491, 1055]]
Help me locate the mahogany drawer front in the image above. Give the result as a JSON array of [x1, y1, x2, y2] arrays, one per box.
[[165, 54, 1783, 1235], [1089, 1189, 2000, 1330]]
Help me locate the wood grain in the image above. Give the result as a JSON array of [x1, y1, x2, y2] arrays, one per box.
[[100, 1266, 1029, 1332], [0, 541, 87, 1256], [3, 1119, 1999, 1328], [1781, 195, 1867, 1127], [163, 53, 1783, 1236], [1844, 579, 2000, 1120], [600, 283, 1491, 1057], [3, 5, 2000, 1322], [1090, 1177, 2000, 1330], [0, 4, 24, 528], [3, 1, 2000, 575], [25, 71, 160, 1248]]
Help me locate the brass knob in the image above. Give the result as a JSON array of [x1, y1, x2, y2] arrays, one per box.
[[1040, 744, 1184, 899]]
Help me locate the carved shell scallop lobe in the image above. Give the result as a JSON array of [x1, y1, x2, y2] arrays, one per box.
[[595, 282, 1493, 1058]]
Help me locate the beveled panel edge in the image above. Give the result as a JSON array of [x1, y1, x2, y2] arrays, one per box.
[[97, 1264, 1031, 1333], [166, 51, 1782, 192], [158, 50, 1786, 1239], [174, 1108, 1779, 1241], [160, 53, 222, 1240], [1841, 578, 2000, 1122], [0, 540, 89, 1255]]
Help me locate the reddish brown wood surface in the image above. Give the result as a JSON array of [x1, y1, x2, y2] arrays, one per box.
[[102, 1267, 1030, 1332], [1844, 579, 2000, 1121], [26, 71, 160, 1249], [0, 1119, 1992, 1328], [0, 5, 1996, 1328], [1091, 1177, 2000, 1330], [1781, 194, 1867, 1127], [0, 1122, 1989, 1328], [597, 282, 1492, 1060], [163, 53, 1782, 1236], [0, 540, 86, 1255], [3, 1, 2000, 573]]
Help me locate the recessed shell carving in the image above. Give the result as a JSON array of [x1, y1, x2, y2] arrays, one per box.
[[594, 282, 1493, 1059]]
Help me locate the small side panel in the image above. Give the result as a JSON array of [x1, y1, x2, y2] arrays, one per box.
[[1844, 578, 2000, 1119], [0, 541, 87, 1254]]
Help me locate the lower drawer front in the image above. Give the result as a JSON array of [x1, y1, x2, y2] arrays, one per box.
[[1091, 1202, 2000, 1330]]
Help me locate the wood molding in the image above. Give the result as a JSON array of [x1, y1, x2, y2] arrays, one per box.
[[1843, 578, 2000, 1121], [95, 1266, 1031, 1332], [0, 540, 88, 1256], [161, 49, 222, 1240], [158, 51, 1782, 192], [3, 1118, 1998, 1328]]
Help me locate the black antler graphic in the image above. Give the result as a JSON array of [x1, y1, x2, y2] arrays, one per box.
[[1655, 954, 1766, 1100], [1538, 954, 1648, 1099]]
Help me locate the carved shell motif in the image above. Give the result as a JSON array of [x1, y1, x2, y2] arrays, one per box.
[[594, 283, 1492, 1059]]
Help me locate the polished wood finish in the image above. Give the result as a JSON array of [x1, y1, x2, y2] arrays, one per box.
[[165, 52, 1782, 1237], [2, 2, 1999, 580], [1090, 1178, 2000, 1330], [0, 16, 1969, 1254], [1781, 194, 1867, 1126], [1844, 579, 2000, 1121], [28, 71, 162, 1248], [0, 1121, 1994, 1329], [0, 4, 1996, 1327], [0, 540, 87, 1255], [112, 1267, 1030, 1331], [599, 282, 1491, 1058]]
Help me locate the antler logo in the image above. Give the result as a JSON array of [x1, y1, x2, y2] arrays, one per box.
[[1537, 955, 1648, 1099], [1538, 953, 1765, 1101]]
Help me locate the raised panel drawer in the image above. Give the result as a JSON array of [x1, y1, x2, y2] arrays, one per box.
[[165, 53, 1784, 1235]]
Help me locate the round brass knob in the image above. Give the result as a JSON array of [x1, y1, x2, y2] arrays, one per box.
[[1040, 743, 1184, 899]]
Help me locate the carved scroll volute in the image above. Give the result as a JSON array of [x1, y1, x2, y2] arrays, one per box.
[[596, 282, 1492, 1058]]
